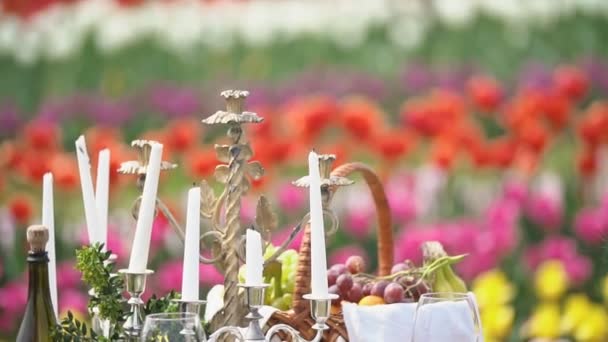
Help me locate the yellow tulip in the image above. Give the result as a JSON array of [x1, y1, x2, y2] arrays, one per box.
[[473, 269, 515, 308], [574, 304, 607, 342], [560, 293, 591, 334], [481, 305, 514, 339], [535, 260, 568, 301], [528, 303, 562, 339]]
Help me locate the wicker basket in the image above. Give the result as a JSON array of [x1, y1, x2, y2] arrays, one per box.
[[267, 162, 394, 341]]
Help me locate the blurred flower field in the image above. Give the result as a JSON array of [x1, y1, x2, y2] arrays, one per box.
[[2, 0, 608, 341]]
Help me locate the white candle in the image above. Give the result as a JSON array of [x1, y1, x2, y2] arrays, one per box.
[[42, 173, 58, 317], [308, 151, 328, 297], [181, 187, 201, 301], [128, 143, 163, 273], [75, 136, 100, 245], [245, 229, 264, 285], [95, 149, 110, 250]]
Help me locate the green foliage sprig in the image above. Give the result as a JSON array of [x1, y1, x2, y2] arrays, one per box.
[[52, 244, 185, 341], [75, 243, 125, 324]]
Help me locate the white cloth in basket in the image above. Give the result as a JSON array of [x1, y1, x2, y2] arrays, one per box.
[[342, 292, 483, 342]]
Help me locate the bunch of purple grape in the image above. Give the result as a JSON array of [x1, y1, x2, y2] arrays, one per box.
[[327, 256, 431, 305]]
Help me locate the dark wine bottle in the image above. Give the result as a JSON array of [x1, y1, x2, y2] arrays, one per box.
[[16, 225, 57, 342]]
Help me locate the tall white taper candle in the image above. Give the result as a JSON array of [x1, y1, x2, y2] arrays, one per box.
[[128, 143, 163, 273], [245, 229, 264, 286], [42, 173, 58, 317], [308, 151, 328, 297], [181, 187, 201, 301], [75, 136, 100, 245], [95, 149, 110, 250]]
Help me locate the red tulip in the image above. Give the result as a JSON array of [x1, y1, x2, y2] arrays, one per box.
[[467, 75, 503, 112], [554, 65, 589, 101]]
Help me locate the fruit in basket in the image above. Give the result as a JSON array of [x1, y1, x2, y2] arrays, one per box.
[[384, 282, 405, 304], [346, 255, 366, 274], [359, 295, 386, 306], [326, 245, 466, 306]]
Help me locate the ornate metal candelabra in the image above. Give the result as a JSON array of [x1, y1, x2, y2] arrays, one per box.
[[118, 90, 350, 340]]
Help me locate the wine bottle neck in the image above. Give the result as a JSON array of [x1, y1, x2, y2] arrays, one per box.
[[27, 251, 52, 303]]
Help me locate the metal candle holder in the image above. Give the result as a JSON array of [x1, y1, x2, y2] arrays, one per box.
[[119, 269, 154, 341], [207, 284, 338, 342]]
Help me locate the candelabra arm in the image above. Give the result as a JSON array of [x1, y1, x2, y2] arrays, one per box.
[[209, 326, 245, 342], [156, 198, 185, 240]]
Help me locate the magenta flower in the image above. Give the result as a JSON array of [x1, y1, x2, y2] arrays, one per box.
[[150, 216, 170, 252], [277, 182, 306, 214], [240, 197, 256, 224], [563, 255, 592, 286], [525, 194, 563, 231], [344, 210, 373, 239], [0, 280, 27, 316], [271, 226, 303, 251], [56, 261, 81, 289], [456, 248, 499, 281], [503, 180, 528, 204], [106, 225, 127, 259], [148, 84, 201, 119], [59, 289, 88, 316], [155, 260, 183, 294], [199, 263, 224, 286], [386, 174, 418, 224], [394, 226, 443, 265], [574, 208, 607, 245]]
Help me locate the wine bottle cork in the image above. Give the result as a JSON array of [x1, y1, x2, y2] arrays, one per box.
[[26, 225, 49, 253]]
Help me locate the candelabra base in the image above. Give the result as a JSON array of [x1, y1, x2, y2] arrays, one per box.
[[119, 269, 154, 341]]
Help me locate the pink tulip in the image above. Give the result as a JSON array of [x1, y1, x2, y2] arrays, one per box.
[[574, 208, 607, 245], [56, 261, 81, 289], [503, 180, 528, 204], [271, 226, 303, 251], [525, 194, 563, 231], [344, 210, 373, 239], [59, 289, 88, 316], [199, 263, 224, 286], [563, 255, 592, 285], [394, 227, 443, 265], [155, 260, 183, 294], [277, 182, 306, 213]]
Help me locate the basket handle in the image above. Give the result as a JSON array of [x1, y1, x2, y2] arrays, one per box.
[[330, 162, 394, 276]]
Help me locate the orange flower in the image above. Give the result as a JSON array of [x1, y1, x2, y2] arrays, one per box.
[[249, 105, 275, 137], [339, 96, 385, 141], [518, 121, 549, 153], [49, 153, 79, 191], [165, 119, 201, 153], [467, 75, 503, 112], [185, 148, 218, 179], [18, 149, 52, 184], [9, 195, 33, 225], [0, 141, 21, 171], [578, 101, 608, 147], [283, 95, 337, 143], [488, 137, 517, 168], [107, 143, 135, 187], [503, 91, 542, 131], [554, 65, 589, 101], [84, 126, 121, 156], [23, 120, 61, 152], [541, 91, 572, 130], [401, 89, 465, 137], [374, 130, 415, 161], [578, 147, 597, 177], [431, 136, 459, 170]]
